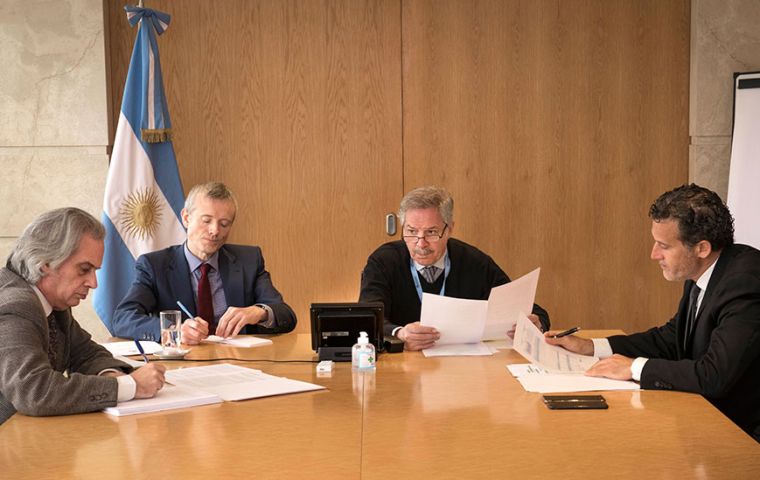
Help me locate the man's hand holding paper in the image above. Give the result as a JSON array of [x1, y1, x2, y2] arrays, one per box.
[[418, 268, 541, 355], [397, 322, 440, 351]]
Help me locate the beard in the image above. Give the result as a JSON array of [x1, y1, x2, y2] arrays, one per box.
[[662, 252, 700, 282]]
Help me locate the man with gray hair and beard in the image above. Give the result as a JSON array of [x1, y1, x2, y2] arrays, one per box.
[[0, 208, 165, 424], [360, 185, 550, 351]]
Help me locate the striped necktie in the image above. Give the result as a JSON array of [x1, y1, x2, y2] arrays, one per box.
[[421, 266, 441, 283]]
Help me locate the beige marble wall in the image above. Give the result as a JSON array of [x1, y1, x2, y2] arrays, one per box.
[[0, 0, 110, 341], [690, 0, 760, 198]]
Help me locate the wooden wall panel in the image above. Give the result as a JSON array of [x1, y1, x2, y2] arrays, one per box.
[[402, 0, 690, 333], [107, 0, 403, 333], [107, 0, 691, 336]]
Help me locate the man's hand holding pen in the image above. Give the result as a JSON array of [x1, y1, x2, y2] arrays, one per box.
[[181, 317, 209, 345], [544, 327, 594, 356]]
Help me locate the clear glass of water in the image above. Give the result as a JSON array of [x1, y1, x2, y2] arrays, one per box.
[[160, 310, 182, 352]]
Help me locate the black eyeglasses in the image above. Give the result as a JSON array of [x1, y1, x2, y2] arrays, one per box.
[[402, 224, 448, 243]]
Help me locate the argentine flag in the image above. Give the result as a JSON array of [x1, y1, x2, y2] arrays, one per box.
[[94, 6, 186, 333]]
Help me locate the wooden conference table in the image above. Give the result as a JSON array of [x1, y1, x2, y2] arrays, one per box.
[[1, 333, 759, 479]]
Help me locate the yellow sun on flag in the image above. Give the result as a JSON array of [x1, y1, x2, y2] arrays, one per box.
[[120, 188, 163, 240]]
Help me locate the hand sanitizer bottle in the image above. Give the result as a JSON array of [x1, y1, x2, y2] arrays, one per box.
[[352, 331, 376, 370]]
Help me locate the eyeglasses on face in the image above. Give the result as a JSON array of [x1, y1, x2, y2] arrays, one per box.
[[402, 224, 448, 243]]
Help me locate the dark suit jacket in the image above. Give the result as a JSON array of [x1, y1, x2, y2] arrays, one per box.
[[111, 244, 296, 340], [359, 238, 550, 336], [608, 244, 760, 441], [0, 267, 132, 424]]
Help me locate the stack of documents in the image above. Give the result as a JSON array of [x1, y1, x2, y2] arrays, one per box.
[[506, 363, 640, 393], [509, 315, 639, 393], [104, 385, 222, 416], [103, 364, 325, 416], [165, 364, 325, 401], [420, 268, 540, 357], [202, 335, 273, 348]]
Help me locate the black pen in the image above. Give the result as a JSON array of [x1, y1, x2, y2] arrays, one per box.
[[552, 326, 580, 338], [133, 339, 150, 364]]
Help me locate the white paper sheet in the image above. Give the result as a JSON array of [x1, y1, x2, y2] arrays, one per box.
[[165, 363, 325, 401], [202, 335, 273, 348], [101, 341, 162, 356], [103, 385, 222, 416], [515, 373, 640, 393], [420, 294, 488, 345], [483, 267, 540, 341], [422, 342, 495, 357], [418, 268, 541, 357], [506, 363, 549, 377], [512, 314, 598, 373]]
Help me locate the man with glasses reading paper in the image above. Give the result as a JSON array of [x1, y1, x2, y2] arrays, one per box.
[[359, 186, 550, 351]]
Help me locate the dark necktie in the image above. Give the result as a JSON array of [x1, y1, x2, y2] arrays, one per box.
[[421, 266, 440, 283], [683, 284, 701, 351], [47, 312, 58, 365], [198, 263, 216, 335]]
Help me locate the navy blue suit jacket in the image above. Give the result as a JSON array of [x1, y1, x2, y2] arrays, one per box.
[[111, 244, 296, 341]]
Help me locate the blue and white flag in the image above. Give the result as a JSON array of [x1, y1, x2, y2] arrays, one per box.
[[94, 6, 186, 333]]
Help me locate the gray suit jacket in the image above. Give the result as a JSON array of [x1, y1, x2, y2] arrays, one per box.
[[0, 267, 132, 424]]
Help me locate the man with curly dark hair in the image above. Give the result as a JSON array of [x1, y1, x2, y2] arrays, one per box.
[[546, 184, 760, 442]]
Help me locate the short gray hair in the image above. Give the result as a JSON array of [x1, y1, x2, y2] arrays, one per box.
[[398, 186, 454, 226], [184, 182, 238, 217], [7, 208, 105, 284]]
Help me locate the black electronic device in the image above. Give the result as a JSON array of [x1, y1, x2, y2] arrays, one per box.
[[383, 335, 405, 353], [542, 395, 608, 410], [310, 302, 384, 361]]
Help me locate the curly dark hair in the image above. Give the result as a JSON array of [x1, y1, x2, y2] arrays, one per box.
[[649, 184, 734, 250]]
